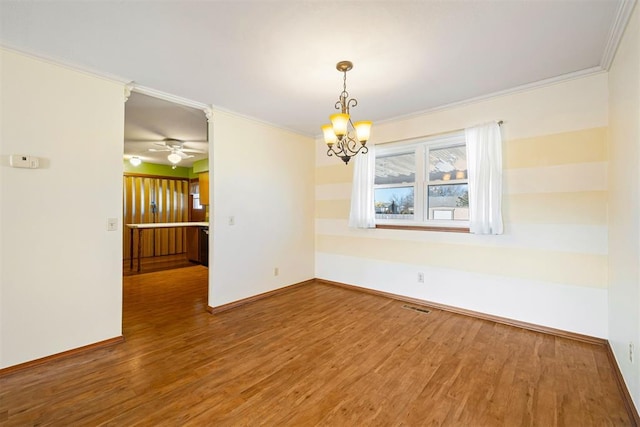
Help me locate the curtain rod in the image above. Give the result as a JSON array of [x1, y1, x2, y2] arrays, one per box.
[[375, 120, 503, 146]]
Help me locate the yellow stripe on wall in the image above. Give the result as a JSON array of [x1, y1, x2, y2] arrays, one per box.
[[316, 191, 606, 224], [504, 162, 606, 194], [316, 163, 354, 185], [316, 199, 351, 219], [316, 183, 352, 201], [316, 234, 607, 289], [504, 127, 607, 169], [317, 128, 606, 184], [504, 191, 607, 225]]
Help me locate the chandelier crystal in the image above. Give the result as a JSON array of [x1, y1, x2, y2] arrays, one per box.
[[322, 61, 372, 165]]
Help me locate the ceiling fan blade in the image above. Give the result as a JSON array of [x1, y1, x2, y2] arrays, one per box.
[[148, 147, 170, 152], [180, 148, 205, 154]]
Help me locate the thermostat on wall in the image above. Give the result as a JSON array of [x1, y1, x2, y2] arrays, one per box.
[[10, 154, 40, 169]]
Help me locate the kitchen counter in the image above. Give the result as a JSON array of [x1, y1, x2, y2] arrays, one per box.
[[127, 222, 209, 272]]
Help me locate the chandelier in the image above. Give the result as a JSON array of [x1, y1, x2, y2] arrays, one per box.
[[321, 61, 372, 165]]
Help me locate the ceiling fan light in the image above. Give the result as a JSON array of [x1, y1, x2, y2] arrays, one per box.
[[129, 156, 142, 166], [167, 153, 181, 164]]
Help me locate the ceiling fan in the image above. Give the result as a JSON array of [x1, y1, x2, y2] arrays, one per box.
[[148, 138, 205, 164]]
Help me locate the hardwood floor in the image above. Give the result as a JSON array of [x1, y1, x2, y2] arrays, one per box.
[[0, 267, 633, 426], [122, 253, 199, 276]]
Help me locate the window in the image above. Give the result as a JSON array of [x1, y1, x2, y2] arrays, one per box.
[[374, 151, 415, 220], [374, 132, 469, 228], [190, 182, 204, 210]]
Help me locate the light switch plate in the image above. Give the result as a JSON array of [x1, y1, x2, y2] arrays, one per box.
[[107, 218, 118, 231]]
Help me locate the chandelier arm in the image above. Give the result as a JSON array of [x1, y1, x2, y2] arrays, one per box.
[[345, 136, 358, 154], [326, 144, 344, 158], [326, 146, 336, 157], [336, 139, 353, 165], [326, 137, 369, 165], [337, 139, 349, 155], [336, 91, 349, 113]]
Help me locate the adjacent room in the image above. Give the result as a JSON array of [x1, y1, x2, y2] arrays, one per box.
[[123, 91, 210, 276], [1, 1, 639, 425]]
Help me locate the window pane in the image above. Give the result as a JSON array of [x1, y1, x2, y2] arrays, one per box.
[[427, 184, 468, 220], [193, 195, 203, 210], [375, 152, 415, 185], [375, 187, 414, 219], [429, 145, 467, 181]]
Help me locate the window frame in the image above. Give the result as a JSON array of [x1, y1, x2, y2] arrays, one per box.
[[374, 131, 470, 231]]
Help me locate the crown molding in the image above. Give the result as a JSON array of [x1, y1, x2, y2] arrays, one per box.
[[124, 83, 134, 103], [0, 44, 131, 85], [371, 66, 607, 130], [208, 104, 313, 138], [131, 86, 308, 134], [601, 0, 637, 70], [131, 85, 211, 114], [1, 44, 306, 135]]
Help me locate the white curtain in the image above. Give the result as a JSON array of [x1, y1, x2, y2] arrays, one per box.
[[465, 122, 503, 235], [348, 144, 376, 228]]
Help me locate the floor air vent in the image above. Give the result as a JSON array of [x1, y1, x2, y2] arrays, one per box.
[[402, 304, 430, 314]]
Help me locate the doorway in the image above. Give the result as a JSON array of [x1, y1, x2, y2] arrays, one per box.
[[122, 91, 210, 280]]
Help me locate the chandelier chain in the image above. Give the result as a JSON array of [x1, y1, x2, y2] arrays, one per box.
[[343, 71, 348, 97]]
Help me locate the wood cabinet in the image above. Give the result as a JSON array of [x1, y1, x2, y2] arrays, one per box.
[[199, 172, 209, 205], [186, 227, 200, 262], [186, 226, 209, 265]]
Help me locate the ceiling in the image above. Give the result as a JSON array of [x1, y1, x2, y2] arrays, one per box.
[[124, 92, 208, 167], [0, 1, 634, 142]]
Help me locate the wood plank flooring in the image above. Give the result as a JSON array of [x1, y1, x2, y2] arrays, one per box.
[[0, 267, 633, 426], [122, 253, 199, 276]]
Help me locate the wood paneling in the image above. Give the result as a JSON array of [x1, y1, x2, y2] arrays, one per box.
[[0, 271, 633, 425], [123, 174, 189, 260]]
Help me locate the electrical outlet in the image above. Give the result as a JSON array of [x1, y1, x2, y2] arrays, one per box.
[[274, 267, 279, 276], [417, 272, 424, 283], [630, 342, 634, 363], [228, 216, 235, 226]]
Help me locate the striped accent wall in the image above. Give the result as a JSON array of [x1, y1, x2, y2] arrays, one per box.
[[315, 74, 609, 338]]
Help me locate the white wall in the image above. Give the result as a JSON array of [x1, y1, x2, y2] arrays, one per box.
[[209, 110, 315, 307], [316, 73, 610, 338], [0, 49, 124, 368], [608, 3, 640, 410]]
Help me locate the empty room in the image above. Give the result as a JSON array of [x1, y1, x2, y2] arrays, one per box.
[[1, 1, 639, 425]]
